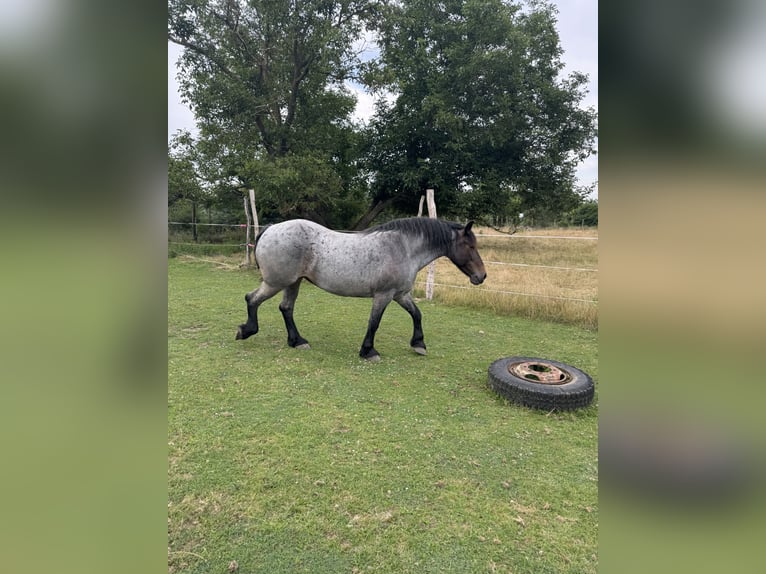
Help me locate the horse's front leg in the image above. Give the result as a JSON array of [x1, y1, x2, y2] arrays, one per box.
[[360, 292, 394, 362], [395, 292, 426, 355]]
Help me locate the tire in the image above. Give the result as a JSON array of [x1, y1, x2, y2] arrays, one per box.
[[488, 357, 594, 411]]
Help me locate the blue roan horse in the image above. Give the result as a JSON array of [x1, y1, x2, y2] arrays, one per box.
[[235, 217, 487, 361]]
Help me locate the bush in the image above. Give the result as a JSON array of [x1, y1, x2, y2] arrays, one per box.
[[568, 200, 598, 226]]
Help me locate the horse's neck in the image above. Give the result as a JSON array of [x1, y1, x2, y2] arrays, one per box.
[[409, 236, 450, 269]]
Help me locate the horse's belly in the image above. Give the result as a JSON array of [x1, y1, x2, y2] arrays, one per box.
[[309, 255, 403, 298], [309, 269, 377, 297]]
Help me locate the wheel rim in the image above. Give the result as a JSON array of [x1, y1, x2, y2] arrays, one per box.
[[508, 361, 572, 385]]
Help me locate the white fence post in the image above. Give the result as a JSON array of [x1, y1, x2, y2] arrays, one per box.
[[249, 189, 258, 238], [249, 189, 259, 268], [425, 188, 437, 300], [242, 195, 252, 267]]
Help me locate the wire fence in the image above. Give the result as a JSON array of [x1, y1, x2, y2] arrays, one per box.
[[168, 221, 598, 309], [475, 233, 598, 240], [413, 281, 597, 304]]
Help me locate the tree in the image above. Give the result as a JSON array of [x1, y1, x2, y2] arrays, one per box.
[[361, 0, 597, 224], [568, 198, 598, 227], [168, 0, 376, 225], [168, 130, 206, 240]]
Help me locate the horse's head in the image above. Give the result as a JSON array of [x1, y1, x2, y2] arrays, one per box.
[[449, 221, 487, 285]]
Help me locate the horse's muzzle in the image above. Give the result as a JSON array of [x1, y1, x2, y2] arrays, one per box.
[[470, 272, 486, 285]]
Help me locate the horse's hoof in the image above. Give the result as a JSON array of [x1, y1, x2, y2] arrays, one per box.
[[412, 346, 427, 356], [365, 354, 381, 363], [295, 343, 311, 350], [236, 325, 255, 340]]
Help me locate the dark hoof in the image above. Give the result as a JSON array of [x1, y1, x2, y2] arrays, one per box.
[[235, 324, 255, 340], [288, 337, 311, 349], [360, 348, 381, 362], [411, 346, 427, 356]]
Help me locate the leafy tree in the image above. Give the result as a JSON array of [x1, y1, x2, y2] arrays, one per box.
[[168, 0, 376, 224], [169, 132, 199, 205], [568, 198, 598, 227], [168, 130, 206, 239], [360, 0, 597, 225]]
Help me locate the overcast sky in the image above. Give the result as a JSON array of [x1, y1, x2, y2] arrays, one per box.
[[168, 0, 597, 193]]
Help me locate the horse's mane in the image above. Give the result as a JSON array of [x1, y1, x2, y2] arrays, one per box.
[[363, 217, 462, 250]]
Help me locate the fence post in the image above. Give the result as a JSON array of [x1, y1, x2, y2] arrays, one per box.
[[425, 188, 437, 300], [242, 195, 252, 267], [249, 189, 259, 268], [249, 189, 259, 238]]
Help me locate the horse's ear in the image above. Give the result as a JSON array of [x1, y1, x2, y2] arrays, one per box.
[[464, 221, 474, 234]]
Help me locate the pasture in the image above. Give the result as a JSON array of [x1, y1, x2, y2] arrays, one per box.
[[168, 257, 598, 573]]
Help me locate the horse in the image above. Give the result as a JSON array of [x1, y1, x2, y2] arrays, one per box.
[[235, 217, 487, 361]]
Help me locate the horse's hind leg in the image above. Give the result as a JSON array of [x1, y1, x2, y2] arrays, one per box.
[[235, 281, 281, 340], [395, 292, 426, 355], [279, 279, 310, 349]]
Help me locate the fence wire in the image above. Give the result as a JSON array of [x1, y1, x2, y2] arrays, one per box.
[[169, 221, 598, 304]]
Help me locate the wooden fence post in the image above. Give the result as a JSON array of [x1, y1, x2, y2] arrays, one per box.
[[425, 188, 437, 300], [249, 189, 259, 268], [249, 189, 259, 238], [242, 195, 252, 267]]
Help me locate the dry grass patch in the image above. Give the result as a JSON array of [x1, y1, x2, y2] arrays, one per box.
[[415, 227, 598, 328]]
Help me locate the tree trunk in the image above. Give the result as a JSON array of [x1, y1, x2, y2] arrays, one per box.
[[352, 198, 393, 230]]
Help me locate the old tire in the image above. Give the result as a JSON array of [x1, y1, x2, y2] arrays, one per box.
[[488, 357, 594, 411]]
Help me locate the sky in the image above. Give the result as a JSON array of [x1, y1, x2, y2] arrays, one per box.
[[168, 0, 598, 194]]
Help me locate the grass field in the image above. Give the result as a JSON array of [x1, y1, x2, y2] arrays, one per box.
[[168, 257, 598, 573]]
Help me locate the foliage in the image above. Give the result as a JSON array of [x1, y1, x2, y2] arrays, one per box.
[[168, 130, 204, 207], [168, 0, 597, 227], [249, 154, 340, 221], [169, 0, 372, 157], [362, 0, 597, 221], [567, 199, 598, 226], [168, 0, 374, 220]]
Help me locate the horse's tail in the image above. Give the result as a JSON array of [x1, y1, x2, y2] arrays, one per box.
[[255, 225, 270, 245], [253, 224, 271, 269]]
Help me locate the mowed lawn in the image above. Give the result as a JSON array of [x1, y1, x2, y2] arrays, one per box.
[[168, 257, 598, 573]]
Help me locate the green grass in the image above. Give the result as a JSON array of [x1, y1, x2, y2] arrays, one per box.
[[168, 257, 598, 573]]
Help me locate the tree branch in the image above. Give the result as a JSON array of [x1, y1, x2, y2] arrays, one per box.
[[168, 34, 237, 80]]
